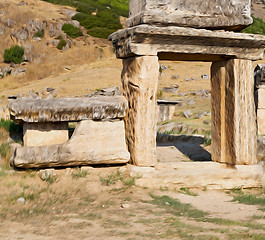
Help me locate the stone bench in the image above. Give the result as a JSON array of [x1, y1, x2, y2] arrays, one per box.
[[9, 96, 130, 168]]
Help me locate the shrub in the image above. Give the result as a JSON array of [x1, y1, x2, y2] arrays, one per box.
[[242, 15, 265, 35], [56, 35, 67, 50], [3, 45, 24, 64], [42, 0, 129, 39], [33, 29, 45, 38], [62, 24, 83, 38]]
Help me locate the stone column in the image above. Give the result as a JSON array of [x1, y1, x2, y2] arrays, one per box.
[[121, 56, 159, 166], [211, 59, 257, 165]]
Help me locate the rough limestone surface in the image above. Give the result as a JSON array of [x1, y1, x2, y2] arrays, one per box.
[[11, 120, 130, 168], [127, 0, 252, 31], [121, 56, 159, 167], [211, 59, 257, 165], [109, 25, 265, 61], [23, 122, 69, 147], [157, 104, 176, 122], [128, 163, 264, 189], [9, 96, 128, 123]]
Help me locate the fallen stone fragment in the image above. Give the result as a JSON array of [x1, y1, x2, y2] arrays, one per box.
[[162, 84, 179, 93], [17, 197, 25, 203], [183, 110, 192, 118], [39, 169, 54, 181]]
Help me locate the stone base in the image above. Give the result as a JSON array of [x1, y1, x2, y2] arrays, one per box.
[[11, 120, 130, 168], [157, 104, 176, 122], [128, 162, 265, 190], [23, 122, 69, 147]]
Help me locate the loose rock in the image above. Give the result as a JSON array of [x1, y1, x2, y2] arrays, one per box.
[[183, 110, 192, 118], [17, 197, 25, 204], [39, 169, 54, 181]]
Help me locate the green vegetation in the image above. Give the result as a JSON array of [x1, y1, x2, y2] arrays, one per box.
[[56, 35, 66, 50], [0, 119, 22, 134], [0, 143, 10, 159], [178, 187, 198, 196], [42, 0, 129, 38], [242, 15, 265, 35], [100, 170, 136, 188], [62, 24, 83, 38], [3, 45, 24, 64], [72, 168, 88, 178], [33, 29, 45, 38], [231, 192, 265, 207]]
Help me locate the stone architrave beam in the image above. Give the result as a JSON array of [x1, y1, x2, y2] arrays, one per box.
[[211, 59, 257, 165], [109, 25, 265, 61], [127, 0, 252, 31], [9, 96, 128, 123]]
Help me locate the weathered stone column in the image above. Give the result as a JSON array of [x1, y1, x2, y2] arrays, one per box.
[[121, 56, 159, 166], [211, 59, 257, 165]]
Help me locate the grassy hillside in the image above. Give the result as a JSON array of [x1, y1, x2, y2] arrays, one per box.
[[242, 15, 265, 35], [43, 0, 129, 38]]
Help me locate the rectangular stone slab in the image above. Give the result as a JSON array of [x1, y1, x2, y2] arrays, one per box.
[[127, 0, 252, 31], [109, 25, 265, 61], [9, 96, 128, 123]]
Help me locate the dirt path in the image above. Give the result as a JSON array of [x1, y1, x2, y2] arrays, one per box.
[[0, 163, 265, 240]]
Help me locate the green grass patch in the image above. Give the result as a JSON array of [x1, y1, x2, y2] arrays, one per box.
[[62, 24, 83, 38], [72, 169, 88, 178], [178, 187, 198, 197], [0, 119, 22, 134], [100, 170, 137, 191], [232, 193, 265, 206]]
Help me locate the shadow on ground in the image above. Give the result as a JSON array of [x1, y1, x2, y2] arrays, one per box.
[[156, 134, 211, 162]]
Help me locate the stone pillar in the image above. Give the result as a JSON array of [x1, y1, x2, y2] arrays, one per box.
[[121, 56, 159, 166], [211, 59, 257, 165]]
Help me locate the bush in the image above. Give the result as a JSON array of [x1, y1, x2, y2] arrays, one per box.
[[62, 24, 83, 38], [57, 40, 66, 50], [33, 29, 45, 38], [42, 0, 129, 39], [3, 45, 24, 64]]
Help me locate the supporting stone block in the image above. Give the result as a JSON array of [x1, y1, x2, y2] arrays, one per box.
[[257, 87, 265, 109], [121, 56, 159, 166], [23, 122, 69, 147], [211, 59, 257, 165], [12, 120, 130, 168], [257, 109, 265, 135]]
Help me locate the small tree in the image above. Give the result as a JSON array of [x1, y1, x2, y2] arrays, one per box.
[[3, 45, 24, 64]]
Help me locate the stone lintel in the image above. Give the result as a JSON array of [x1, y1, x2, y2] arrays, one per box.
[[109, 25, 265, 61], [9, 96, 128, 123]]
